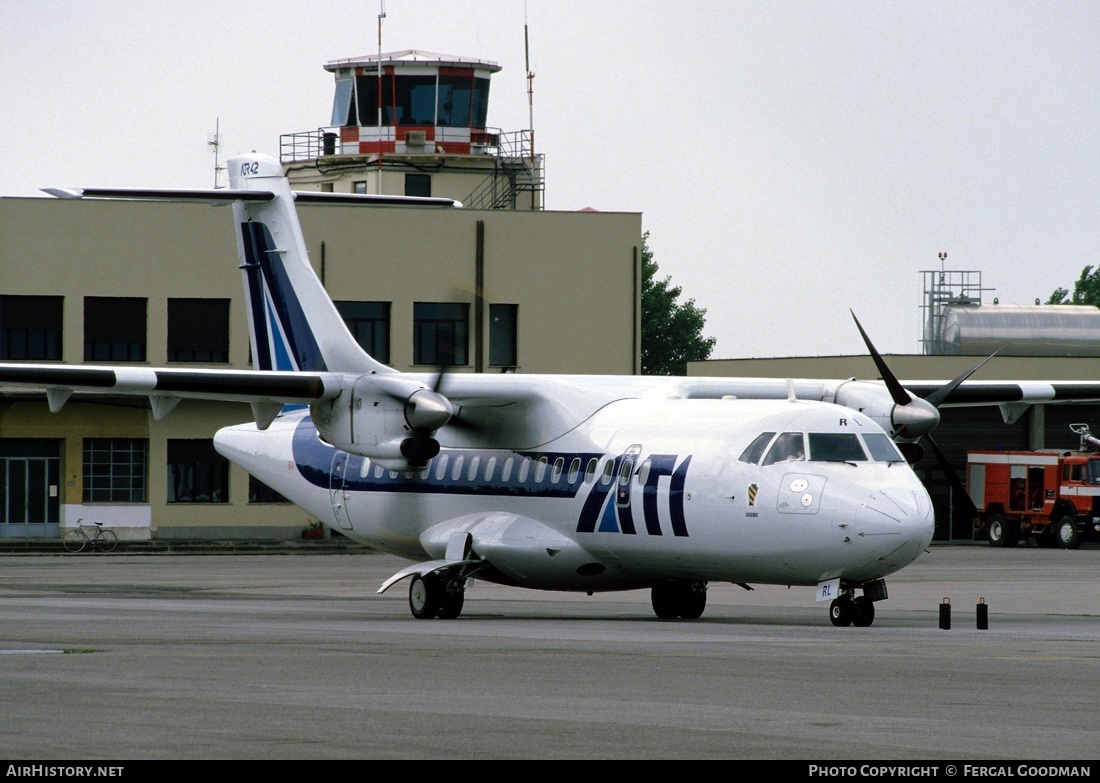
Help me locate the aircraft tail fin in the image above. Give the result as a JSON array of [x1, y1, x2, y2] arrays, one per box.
[[45, 153, 457, 376], [228, 153, 387, 375]]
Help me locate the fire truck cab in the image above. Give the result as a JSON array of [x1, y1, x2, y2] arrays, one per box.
[[967, 424, 1100, 549]]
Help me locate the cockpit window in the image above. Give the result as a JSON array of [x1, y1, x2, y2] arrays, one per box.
[[808, 433, 867, 462], [862, 432, 906, 463], [761, 432, 805, 465], [738, 432, 775, 465]]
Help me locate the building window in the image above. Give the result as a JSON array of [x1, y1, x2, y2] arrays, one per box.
[[489, 303, 518, 368], [414, 302, 468, 366], [249, 476, 290, 504], [83, 438, 148, 503], [84, 297, 146, 362], [168, 299, 230, 363], [405, 173, 431, 198], [335, 301, 390, 363], [0, 295, 63, 360], [353, 181, 368, 194], [167, 439, 229, 504], [331, 77, 356, 126]]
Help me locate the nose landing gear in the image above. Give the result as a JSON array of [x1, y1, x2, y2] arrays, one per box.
[[828, 580, 885, 627]]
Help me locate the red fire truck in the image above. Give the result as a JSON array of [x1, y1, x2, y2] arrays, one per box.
[[967, 424, 1100, 548]]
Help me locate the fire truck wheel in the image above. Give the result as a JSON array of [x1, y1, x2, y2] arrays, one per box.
[[1054, 516, 1081, 550], [987, 513, 1015, 548]]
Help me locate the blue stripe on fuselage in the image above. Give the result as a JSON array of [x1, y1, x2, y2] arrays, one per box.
[[291, 417, 599, 499]]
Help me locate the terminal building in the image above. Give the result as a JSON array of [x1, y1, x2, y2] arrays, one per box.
[[0, 50, 642, 542]]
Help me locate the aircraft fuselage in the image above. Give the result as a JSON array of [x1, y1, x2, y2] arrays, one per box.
[[216, 396, 935, 594]]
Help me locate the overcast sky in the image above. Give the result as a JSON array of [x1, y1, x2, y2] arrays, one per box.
[[2, 0, 1097, 361]]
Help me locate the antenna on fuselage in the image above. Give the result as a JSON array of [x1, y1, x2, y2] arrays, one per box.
[[787, 378, 797, 402]]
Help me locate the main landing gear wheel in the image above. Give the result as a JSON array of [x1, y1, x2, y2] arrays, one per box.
[[409, 573, 442, 619], [408, 572, 467, 620], [436, 583, 465, 619], [651, 580, 707, 620]]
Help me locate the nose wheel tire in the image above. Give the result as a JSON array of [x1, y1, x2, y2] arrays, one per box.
[[830, 595, 876, 627], [829, 598, 854, 627], [852, 596, 876, 627]]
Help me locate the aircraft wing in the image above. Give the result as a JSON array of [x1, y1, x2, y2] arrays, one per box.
[[905, 380, 1100, 406], [0, 363, 342, 428]]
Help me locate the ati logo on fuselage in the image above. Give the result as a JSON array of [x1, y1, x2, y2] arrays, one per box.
[[576, 453, 691, 537]]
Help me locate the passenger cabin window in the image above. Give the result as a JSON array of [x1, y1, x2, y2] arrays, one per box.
[[862, 433, 905, 463], [808, 433, 867, 462], [739, 432, 776, 465], [761, 432, 805, 466]]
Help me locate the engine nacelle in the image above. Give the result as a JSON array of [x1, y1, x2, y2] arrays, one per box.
[[311, 374, 453, 468]]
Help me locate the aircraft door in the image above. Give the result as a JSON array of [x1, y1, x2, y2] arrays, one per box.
[[614, 444, 642, 531], [328, 452, 355, 531]]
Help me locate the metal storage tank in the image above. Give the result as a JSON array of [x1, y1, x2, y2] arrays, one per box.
[[940, 304, 1100, 356]]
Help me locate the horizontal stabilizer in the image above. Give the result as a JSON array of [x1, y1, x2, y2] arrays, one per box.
[[42, 187, 459, 209], [42, 187, 274, 204]]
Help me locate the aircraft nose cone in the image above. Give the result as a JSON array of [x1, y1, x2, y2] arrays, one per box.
[[855, 486, 935, 571]]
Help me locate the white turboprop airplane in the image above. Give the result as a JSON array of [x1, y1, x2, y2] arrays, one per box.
[[5, 153, 1097, 626]]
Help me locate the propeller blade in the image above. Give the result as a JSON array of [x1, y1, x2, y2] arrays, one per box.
[[922, 351, 999, 409], [926, 434, 981, 525], [850, 310, 911, 407]]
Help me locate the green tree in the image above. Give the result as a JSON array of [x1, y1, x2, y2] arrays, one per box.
[[640, 232, 716, 375], [1046, 265, 1100, 306]]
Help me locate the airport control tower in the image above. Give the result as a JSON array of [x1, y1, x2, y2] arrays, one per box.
[[280, 49, 543, 210]]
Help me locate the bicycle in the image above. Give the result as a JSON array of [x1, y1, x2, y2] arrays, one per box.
[[62, 519, 118, 553]]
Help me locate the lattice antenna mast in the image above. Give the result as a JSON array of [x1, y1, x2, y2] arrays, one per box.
[[207, 118, 225, 189]]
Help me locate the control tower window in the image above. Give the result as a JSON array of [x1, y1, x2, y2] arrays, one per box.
[[394, 75, 436, 125], [472, 77, 490, 127], [331, 77, 356, 126], [356, 74, 394, 128], [437, 76, 491, 128]]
